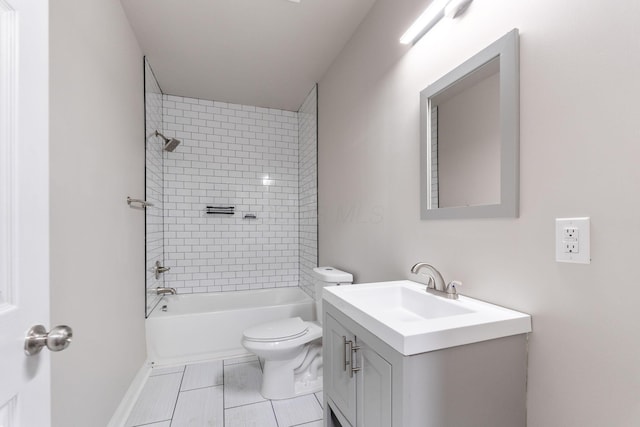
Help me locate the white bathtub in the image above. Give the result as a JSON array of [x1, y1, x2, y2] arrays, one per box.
[[146, 287, 316, 365]]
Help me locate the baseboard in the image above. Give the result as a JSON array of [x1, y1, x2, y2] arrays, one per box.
[[148, 349, 252, 368], [107, 361, 152, 427]]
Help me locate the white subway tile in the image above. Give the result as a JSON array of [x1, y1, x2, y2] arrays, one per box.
[[162, 92, 311, 294]]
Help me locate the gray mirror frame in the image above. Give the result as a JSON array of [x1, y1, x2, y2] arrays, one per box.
[[420, 29, 519, 219]]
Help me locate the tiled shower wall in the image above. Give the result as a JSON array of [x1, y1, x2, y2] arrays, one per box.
[[298, 86, 318, 298], [144, 59, 164, 313], [162, 95, 300, 293]]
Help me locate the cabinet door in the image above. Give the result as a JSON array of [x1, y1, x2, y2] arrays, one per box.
[[356, 339, 392, 427], [324, 314, 357, 425]]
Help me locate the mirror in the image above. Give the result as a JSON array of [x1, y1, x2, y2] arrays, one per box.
[[420, 29, 519, 219]]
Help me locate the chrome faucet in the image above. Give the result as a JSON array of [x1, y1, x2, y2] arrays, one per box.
[[410, 262, 446, 291], [155, 287, 177, 296], [154, 260, 171, 280], [410, 262, 460, 300]]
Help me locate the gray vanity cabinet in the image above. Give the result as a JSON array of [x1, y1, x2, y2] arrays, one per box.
[[324, 314, 357, 425], [324, 312, 391, 427], [355, 339, 392, 427], [323, 301, 528, 427]]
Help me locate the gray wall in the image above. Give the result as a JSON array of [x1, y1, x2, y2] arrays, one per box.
[[318, 0, 640, 426], [50, 0, 146, 425]]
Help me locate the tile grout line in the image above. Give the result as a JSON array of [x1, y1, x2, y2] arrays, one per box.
[[145, 357, 326, 427], [269, 399, 280, 427], [180, 383, 224, 394], [148, 367, 185, 378], [313, 392, 322, 409], [222, 360, 226, 427], [168, 366, 187, 425], [224, 398, 269, 411], [133, 420, 172, 427], [223, 358, 259, 368], [290, 421, 323, 427]]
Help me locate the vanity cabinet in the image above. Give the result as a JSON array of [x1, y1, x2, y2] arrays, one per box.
[[325, 314, 356, 425], [324, 314, 391, 427], [355, 339, 391, 427], [323, 302, 528, 427]]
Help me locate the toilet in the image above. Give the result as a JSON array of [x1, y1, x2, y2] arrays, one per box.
[[241, 266, 353, 400]]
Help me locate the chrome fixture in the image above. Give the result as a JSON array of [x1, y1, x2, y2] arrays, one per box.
[[127, 196, 154, 209], [24, 324, 73, 356], [155, 287, 177, 296], [154, 130, 181, 152], [410, 262, 460, 300], [154, 260, 170, 279], [343, 336, 361, 378], [205, 205, 235, 215]]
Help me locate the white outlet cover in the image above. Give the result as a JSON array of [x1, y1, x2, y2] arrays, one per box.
[[556, 217, 590, 264]]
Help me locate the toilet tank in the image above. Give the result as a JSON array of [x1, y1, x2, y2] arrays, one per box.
[[313, 266, 353, 324]]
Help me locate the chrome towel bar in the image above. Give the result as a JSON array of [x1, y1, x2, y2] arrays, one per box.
[[205, 206, 235, 215]]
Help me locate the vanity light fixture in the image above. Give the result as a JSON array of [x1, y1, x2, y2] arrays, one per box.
[[400, 0, 473, 45]]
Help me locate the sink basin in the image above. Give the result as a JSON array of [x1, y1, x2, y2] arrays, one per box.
[[323, 280, 531, 355], [351, 284, 473, 321]]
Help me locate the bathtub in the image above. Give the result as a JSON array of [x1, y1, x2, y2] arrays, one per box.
[[146, 287, 316, 365]]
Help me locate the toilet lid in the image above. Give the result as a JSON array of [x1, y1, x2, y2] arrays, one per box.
[[243, 317, 309, 342]]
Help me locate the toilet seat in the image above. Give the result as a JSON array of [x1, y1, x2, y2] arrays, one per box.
[[243, 317, 310, 343], [240, 266, 352, 400]]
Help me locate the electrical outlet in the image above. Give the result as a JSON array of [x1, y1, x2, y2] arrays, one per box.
[[563, 227, 578, 240], [556, 217, 590, 263], [564, 241, 579, 253]]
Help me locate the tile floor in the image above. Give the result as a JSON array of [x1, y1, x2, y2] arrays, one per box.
[[126, 355, 324, 427]]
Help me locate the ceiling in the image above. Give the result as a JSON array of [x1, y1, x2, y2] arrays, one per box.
[[121, 0, 377, 111]]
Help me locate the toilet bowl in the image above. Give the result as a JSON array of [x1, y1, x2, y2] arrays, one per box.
[[241, 267, 353, 400]]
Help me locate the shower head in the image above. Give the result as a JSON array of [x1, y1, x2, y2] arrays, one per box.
[[163, 137, 181, 152], [154, 130, 181, 152]]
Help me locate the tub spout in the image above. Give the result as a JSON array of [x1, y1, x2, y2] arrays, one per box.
[[156, 287, 177, 296]]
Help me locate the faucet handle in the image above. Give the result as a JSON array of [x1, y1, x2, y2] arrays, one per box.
[[425, 276, 435, 289], [154, 260, 171, 279], [445, 280, 462, 299]]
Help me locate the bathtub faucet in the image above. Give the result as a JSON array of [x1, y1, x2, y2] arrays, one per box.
[[155, 287, 177, 296], [154, 261, 171, 279]]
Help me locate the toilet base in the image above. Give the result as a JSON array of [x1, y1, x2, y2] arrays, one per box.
[[294, 374, 322, 397], [261, 361, 323, 400], [260, 343, 323, 400]]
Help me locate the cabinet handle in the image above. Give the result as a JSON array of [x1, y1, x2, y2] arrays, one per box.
[[351, 343, 361, 377], [343, 336, 350, 371], [344, 337, 360, 378]]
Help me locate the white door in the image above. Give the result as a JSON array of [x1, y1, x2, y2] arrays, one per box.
[[0, 0, 52, 425]]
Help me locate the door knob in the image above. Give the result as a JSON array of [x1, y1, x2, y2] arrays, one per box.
[[24, 324, 73, 356]]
